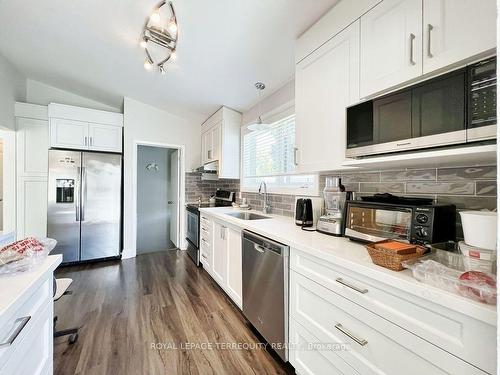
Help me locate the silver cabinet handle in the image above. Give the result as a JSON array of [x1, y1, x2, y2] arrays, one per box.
[[84, 136, 88, 146], [427, 24, 433, 58], [293, 147, 299, 166], [201, 253, 207, 259], [409, 33, 416, 65], [335, 277, 368, 294], [335, 323, 368, 346], [0, 316, 31, 349], [208, 150, 212, 160], [254, 244, 265, 253], [90, 137, 93, 147]]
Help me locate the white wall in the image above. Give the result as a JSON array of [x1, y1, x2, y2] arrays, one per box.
[[122, 97, 201, 258], [26, 79, 121, 113], [0, 54, 26, 130], [242, 80, 294, 125]]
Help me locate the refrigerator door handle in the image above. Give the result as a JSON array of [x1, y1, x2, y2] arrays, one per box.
[[81, 167, 87, 222], [75, 167, 81, 222]]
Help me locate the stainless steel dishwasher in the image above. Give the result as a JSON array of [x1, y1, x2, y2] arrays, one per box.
[[242, 230, 289, 361]]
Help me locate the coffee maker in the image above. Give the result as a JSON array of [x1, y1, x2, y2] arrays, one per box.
[[317, 177, 349, 236]]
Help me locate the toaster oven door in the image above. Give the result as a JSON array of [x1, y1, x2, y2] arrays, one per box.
[[345, 205, 413, 243]]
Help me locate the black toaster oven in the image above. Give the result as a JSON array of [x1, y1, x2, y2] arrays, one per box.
[[344, 200, 456, 245]]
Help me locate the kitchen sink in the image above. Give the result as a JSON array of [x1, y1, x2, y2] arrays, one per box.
[[225, 212, 271, 220]]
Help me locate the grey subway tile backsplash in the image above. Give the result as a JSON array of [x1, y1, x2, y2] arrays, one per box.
[[475, 181, 497, 197], [437, 166, 497, 181], [406, 181, 475, 195], [186, 164, 496, 240], [359, 182, 405, 193], [380, 169, 436, 181]]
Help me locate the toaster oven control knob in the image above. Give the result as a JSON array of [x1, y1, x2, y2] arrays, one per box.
[[416, 214, 429, 224], [415, 227, 428, 238]]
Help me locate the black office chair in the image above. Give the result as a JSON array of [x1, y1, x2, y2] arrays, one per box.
[[53, 276, 79, 344]]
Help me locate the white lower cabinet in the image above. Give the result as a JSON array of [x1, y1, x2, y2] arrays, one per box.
[[202, 216, 242, 309], [290, 318, 359, 375], [0, 276, 54, 375], [290, 270, 487, 375], [225, 227, 243, 307], [212, 221, 228, 285], [0, 302, 53, 375]]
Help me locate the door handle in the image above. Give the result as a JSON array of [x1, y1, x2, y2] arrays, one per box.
[[426, 24, 433, 58], [254, 244, 265, 253], [89, 137, 93, 147], [76, 167, 81, 221], [81, 167, 87, 222], [409, 33, 416, 65], [0, 316, 31, 349], [84, 136, 88, 146], [335, 323, 368, 346]]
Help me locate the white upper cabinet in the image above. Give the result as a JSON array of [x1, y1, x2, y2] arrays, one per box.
[[50, 118, 88, 149], [88, 123, 122, 152], [200, 107, 241, 179], [48, 103, 123, 153], [295, 20, 360, 173], [423, 0, 497, 74], [360, 0, 423, 98]]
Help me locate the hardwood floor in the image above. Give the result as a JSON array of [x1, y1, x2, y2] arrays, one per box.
[[54, 250, 293, 375]]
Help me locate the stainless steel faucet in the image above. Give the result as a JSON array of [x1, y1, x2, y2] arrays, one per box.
[[258, 181, 271, 214]]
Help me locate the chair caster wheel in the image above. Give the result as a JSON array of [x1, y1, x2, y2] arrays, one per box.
[[68, 333, 78, 344]]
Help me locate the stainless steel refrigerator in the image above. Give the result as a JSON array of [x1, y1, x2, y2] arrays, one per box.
[[47, 150, 122, 264]]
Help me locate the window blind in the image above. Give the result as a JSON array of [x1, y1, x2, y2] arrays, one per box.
[[242, 114, 296, 178]]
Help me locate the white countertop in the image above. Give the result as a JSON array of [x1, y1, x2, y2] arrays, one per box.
[[199, 207, 497, 326], [0, 255, 62, 318]]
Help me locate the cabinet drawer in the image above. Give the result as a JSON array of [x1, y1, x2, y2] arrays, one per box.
[[200, 226, 211, 240], [290, 318, 359, 375], [0, 277, 52, 369], [290, 271, 486, 375], [200, 216, 211, 228], [290, 248, 496, 373], [0, 301, 52, 375]]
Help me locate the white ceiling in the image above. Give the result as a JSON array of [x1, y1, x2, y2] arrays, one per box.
[[0, 0, 338, 120]]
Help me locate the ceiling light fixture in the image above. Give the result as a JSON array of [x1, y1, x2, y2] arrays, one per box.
[[248, 82, 270, 131], [141, 1, 178, 73]]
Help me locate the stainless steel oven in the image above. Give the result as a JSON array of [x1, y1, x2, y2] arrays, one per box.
[[346, 56, 496, 158], [186, 205, 200, 265]]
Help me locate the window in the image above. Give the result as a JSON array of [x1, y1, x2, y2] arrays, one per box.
[[241, 112, 318, 195]]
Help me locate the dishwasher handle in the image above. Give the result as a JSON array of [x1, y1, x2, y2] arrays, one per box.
[[253, 244, 265, 253]]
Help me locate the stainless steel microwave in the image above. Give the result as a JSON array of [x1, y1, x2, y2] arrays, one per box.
[[346, 56, 496, 158]]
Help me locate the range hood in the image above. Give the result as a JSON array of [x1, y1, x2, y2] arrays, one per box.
[[195, 161, 219, 180]]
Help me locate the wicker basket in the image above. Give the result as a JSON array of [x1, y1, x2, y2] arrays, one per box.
[[365, 240, 426, 271]]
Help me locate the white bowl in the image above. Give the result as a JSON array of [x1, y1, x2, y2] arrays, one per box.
[[459, 211, 497, 251]]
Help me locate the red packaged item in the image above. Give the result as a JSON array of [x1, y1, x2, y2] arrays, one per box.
[[1, 237, 44, 254]]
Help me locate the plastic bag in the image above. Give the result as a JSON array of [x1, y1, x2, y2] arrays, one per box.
[[0, 237, 57, 276]]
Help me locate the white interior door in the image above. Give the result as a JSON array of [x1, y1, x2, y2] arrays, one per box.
[[169, 149, 179, 247]]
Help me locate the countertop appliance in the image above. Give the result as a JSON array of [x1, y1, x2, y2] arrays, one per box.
[[48, 150, 122, 264], [242, 230, 289, 362], [344, 195, 456, 245], [317, 177, 348, 236], [295, 198, 313, 227], [185, 189, 235, 266], [346, 56, 496, 158]]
